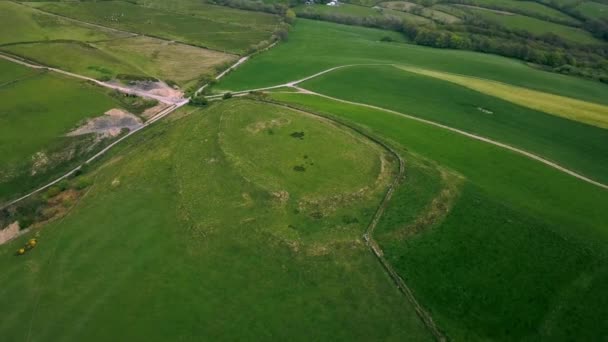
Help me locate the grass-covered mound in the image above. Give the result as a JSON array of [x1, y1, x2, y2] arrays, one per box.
[[0, 99, 431, 341]]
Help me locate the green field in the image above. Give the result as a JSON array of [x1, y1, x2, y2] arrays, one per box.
[[461, 0, 580, 24], [217, 20, 608, 105], [269, 92, 608, 341], [0, 1, 128, 45], [2, 37, 237, 86], [134, 0, 281, 31], [0, 57, 38, 84], [0, 99, 432, 341], [379, 1, 461, 23], [0, 60, 131, 202], [296, 3, 432, 24], [2, 41, 140, 80], [463, 7, 603, 44], [26, 1, 278, 54], [576, 1, 608, 20]]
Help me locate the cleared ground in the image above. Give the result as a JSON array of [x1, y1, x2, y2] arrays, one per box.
[[0, 99, 431, 341]]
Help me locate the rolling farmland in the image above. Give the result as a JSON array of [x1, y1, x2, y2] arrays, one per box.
[[1, 2, 608, 341]]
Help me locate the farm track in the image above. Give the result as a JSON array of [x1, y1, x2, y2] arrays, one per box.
[[0, 50, 256, 210], [218, 64, 608, 191], [0, 52, 186, 105], [264, 100, 447, 341]]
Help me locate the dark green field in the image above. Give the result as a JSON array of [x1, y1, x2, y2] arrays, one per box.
[[270, 92, 608, 340]]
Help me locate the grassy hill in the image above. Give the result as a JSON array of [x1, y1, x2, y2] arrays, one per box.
[[0, 99, 432, 341], [215, 19, 608, 340]]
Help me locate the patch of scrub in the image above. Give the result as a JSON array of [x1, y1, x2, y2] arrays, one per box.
[[68, 109, 142, 137]]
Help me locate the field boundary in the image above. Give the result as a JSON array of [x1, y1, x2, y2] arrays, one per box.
[[260, 98, 447, 342]]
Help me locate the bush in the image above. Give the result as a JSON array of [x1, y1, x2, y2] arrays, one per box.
[[190, 95, 208, 107], [74, 177, 92, 190], [223, 92, 233, 100]]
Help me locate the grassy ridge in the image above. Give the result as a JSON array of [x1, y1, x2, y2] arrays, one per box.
[[218, 19, 608, 105], [0, 100, 431, 341], [269, 92, 608, 340], [300, 65, 608, 184]]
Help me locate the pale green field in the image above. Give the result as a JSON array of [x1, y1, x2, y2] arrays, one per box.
[[397, 65, 608, 129]]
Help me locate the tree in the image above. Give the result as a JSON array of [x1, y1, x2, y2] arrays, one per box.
[[285, 9, 296, 24]]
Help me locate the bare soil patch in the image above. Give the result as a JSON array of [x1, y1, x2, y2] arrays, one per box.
[[68, 108, 142, 137]]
